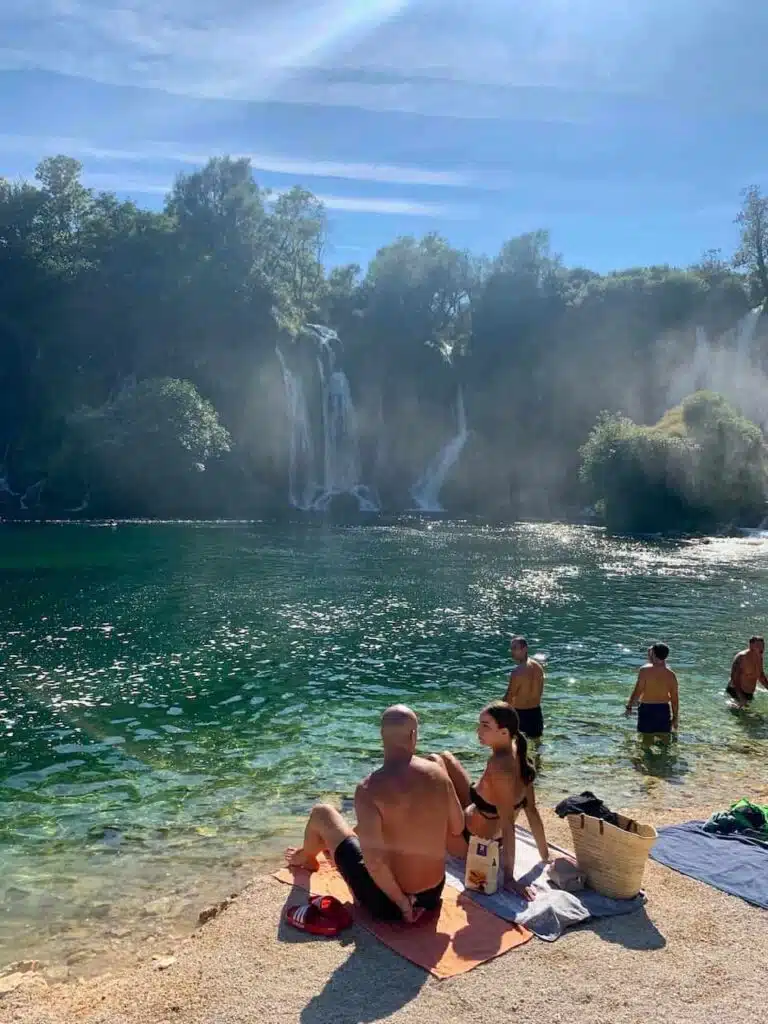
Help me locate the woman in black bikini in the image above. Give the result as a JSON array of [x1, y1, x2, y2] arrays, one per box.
[[430, 701, 549, 900]]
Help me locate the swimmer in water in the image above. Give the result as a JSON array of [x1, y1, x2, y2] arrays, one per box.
[[625, 643, 679, 734], [726, 636, 768, 708]]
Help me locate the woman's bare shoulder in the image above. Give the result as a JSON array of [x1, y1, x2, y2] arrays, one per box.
[[486, 751, 518, 779]]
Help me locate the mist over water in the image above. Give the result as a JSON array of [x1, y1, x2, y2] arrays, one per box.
[[664, 305, 768, 428], [1, 520, 767, 967]]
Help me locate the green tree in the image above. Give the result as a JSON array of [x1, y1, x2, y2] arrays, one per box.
[[60, 378, 231, 514], [0, 151, 765, 520], [579, 393, 768, 532], [734, 185, 768, 304]]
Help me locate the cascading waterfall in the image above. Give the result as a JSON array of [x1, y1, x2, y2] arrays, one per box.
[[735, 306, 763, 358], [668, 305, 766, 426], [275, 347, 318, 509], [410, 387, 469, 512], [277, 325, 379, 511], [0, 471, 17, 497]]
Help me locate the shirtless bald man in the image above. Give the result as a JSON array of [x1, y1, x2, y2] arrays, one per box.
[[286, 705, 464, 923], [504, 637, 545, 739], [726, 637, 768, 708]]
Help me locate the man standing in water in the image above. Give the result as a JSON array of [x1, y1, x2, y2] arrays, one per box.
[[286, 705, 464, 923], [504, 636, 545, 739], [726, 636, 768, 708], [625, 643, 679, 734]]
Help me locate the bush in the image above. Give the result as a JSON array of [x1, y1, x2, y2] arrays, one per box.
[[58, 378, 231, 514], [579, 392, 768, 532]]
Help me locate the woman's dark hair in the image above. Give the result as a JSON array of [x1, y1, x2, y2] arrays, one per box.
[[651, 642, 670, 661], [482, 700, 536, 786]]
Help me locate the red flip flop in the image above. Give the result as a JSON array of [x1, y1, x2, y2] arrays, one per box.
[[286, 895, 353, 937]]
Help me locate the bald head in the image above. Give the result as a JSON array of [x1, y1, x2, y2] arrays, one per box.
[[380, 704, 418, 755]]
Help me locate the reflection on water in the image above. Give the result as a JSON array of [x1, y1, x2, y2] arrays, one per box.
[[1, 519, 768, 969]]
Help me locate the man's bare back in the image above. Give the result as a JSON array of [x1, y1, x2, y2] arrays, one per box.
[[286, 705, 463, 923], [357, 756, 461, 894], [635, 663, 678, 704], [505, 658, 544, 710], [626, 644, 679, 733]]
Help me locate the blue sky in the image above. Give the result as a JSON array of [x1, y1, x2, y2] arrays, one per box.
[[1, 0, 767, 272]]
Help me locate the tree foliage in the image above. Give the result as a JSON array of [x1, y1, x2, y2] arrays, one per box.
[[57, 378, 231, 516], [579, 393, 768, 532], [0, 153, 765, 525], [734, 185, 768, 304]]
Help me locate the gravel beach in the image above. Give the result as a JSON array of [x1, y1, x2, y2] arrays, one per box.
[[4, 788, 768, 1024]]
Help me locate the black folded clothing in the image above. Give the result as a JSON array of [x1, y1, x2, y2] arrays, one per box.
[[554, 790, 621, 828]]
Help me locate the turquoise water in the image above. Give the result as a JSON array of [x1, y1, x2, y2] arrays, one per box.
[[1, 520, 767, 967]]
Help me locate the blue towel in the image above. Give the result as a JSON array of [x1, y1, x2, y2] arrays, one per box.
[[650, 820, 768, 910]]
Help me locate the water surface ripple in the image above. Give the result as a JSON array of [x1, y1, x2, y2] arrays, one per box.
[[1, 520, 767, 966]]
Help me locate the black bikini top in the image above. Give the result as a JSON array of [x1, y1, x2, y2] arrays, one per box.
[[470, 783, 498, 817], [470, 782, 528, 816]]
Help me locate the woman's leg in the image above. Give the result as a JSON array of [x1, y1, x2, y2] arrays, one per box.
[[426, 752, 473, 857], [286, 803, 354, 870], [427, 751, 473, 808]]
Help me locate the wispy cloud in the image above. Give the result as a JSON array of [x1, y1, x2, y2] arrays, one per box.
[[0, 0, 698, 124], [1, 0, 766, 128], [316, 194, 470, 217], [76, 169, 471, 218], [0, 1, 414, 101], [0, 133, 469, 188], [81, 172, 170, 195]]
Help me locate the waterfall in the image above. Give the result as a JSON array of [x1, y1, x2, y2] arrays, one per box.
[[0, 470, 17, 497], [276, 326, 379, 512], [734, 306, 763, 358], [19, 478, 46, 511], [276, 347, 319, 510], [667, 305, 767, 425], [410, 387, 469, 512]]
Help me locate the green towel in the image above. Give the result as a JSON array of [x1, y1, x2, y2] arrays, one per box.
[[704, 799, 768, 845]]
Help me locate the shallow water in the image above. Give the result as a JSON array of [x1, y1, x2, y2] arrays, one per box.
[[1, 520, 767, 969]]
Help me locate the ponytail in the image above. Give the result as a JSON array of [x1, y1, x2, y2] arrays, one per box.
[[516, 731, 536, 786]]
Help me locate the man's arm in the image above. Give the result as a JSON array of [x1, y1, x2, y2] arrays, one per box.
[[354, 785, 411, 918], [625, 670, 645, 715], [669, 671, 680, 729], [730, 655, 747, 705], [444, 771, 465, 838], [534, 661, 545, 703]]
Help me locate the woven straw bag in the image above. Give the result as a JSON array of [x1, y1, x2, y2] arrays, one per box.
[[567, 812, 657, 899]]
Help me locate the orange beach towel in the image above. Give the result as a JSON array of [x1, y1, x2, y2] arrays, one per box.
[[273, 855, 532, 979]]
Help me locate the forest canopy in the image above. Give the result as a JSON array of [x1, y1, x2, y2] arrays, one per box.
[[1, 155, 767, 527]]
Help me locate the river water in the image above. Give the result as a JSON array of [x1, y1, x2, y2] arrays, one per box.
[[1, 520, 767, 969]]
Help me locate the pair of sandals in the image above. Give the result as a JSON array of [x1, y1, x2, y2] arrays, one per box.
[[286, 894, 353, 937]]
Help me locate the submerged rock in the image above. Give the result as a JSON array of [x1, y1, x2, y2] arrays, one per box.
[[44, 966, 70, 985], [0, 973, 26, 996], [0, 971, 47, 996], [1, 960, 40, 976], [197, 895, 235, 926]]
